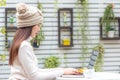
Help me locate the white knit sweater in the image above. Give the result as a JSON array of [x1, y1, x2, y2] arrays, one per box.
[[9, 37, 64, 80]]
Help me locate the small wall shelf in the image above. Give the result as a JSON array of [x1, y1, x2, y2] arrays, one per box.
[[58, 8, 73, 47], [5, 8, 16, 48], [100, 17, 120, 40]]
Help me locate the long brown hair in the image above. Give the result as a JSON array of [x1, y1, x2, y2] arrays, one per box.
[[9, 26, 33, 65]]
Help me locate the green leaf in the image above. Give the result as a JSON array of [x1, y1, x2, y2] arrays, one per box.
[[0, 27, 6, 34], [0, 0, 6, 6], [44, 56, 60, 68], [101, 4, 116, 34]]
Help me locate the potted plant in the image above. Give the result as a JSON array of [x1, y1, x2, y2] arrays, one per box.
[[44, 56, 60, 68], [93, 44, 104, 72], [9, 15, 15, 27], [63, 12, 67, 26], [101, 3, 116, 38], [76, 0, 89, 67], [107, 27, 115, 38], [31, 28, 44, 48]]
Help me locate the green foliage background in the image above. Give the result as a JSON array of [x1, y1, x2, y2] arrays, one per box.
[[0, 0, 6, 6]]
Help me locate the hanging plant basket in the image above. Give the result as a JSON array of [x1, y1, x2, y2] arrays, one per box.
[[101, 3, 116, 37], [32, 42, 39, 48]]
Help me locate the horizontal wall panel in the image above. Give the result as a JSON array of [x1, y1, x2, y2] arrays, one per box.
[[0, 0, 120, 79]]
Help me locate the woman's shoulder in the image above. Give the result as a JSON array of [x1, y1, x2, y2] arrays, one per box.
[[20, 40, 32, 49]]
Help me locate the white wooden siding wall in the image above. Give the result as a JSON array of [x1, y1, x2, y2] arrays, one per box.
[[0, 0, 120, 79]]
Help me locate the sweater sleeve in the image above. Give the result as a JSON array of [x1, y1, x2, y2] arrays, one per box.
[[18, 44, 64, 80]]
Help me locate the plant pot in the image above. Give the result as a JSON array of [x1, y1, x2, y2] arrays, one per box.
[[107, 31, 115, 38], [6, 40, 11, 48], [62, 39, 70, 46], [33, 42, 39, 48]]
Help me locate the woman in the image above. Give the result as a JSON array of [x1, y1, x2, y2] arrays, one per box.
[[9, 3, 79, 80]]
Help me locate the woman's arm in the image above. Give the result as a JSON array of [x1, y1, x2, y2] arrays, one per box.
[[18, 42, 79, 80], [18, 44, 64, 80]]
